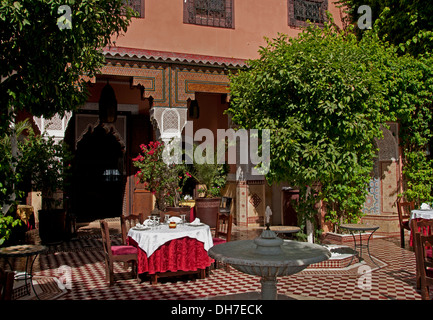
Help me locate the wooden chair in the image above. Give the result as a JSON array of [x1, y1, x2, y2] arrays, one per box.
[[213, 212, 233, 245], [213, 212, 233, 271], [165, 210, 180, 218], [100, 220, 138, 286], [413, 230, 433, 300], [0, 268, 14, 300], [120, 213, 144, 245], [219, 197, 232, 214], [411, 219, 433, 290], [397, 201, 414, 248]]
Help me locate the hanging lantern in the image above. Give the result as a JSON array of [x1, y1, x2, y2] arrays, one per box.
[[188, 98, 199, 119], [99, 82, 117, 123]]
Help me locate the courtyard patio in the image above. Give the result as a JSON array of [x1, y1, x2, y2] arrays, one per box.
[[3, 217, 427, 301]]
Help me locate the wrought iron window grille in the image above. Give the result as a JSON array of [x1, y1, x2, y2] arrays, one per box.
[[288, 0, 328, 28], [184, 0, 234, 29], [122, 0, 144, 18]]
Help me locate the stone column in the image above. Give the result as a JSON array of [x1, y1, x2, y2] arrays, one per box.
[[235, 166, 247, 226], [235, 163, 266, 227]]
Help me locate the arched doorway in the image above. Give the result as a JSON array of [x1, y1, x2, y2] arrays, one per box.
[[72, 125, 125, 222]]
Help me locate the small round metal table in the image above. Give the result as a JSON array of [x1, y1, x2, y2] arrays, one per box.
[[270, 226, 301, 239], [0, 244, 47, 299], [340, 224, 379, 267]]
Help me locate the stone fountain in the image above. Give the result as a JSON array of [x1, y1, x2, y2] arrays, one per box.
[[208, 224, 331, 300]]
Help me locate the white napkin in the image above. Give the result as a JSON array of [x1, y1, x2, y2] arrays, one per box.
[[169, 216, 182, 223], [421, 203, 431, 210], [190, 218, 201, 225], [133, 222, 147, 229], [142, 219, 152, 226]]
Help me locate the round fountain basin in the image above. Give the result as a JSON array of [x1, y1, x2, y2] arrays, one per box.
[[208, 239, 331, 278]]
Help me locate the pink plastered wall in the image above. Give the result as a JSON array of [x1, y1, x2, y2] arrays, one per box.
[[113, 0, 345, 60]]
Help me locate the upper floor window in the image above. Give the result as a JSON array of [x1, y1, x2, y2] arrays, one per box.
[[184, 0, 234, 29], [288, 0, 327, 28], [123, 0, 145, 18]]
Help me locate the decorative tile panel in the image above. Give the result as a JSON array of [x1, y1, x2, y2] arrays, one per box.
[[249, 193, 262, 208], [362, 178, 380, 215], [381, 161, 398, 214]]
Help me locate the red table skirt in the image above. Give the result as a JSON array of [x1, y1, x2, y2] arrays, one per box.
[[128, 236, 213, 274], [410, 218, 432, 246]]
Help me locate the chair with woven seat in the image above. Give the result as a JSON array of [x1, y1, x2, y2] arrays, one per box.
[[0, 268, 14, 300], [397, 201, 414, 248], [413, 229, 433, 300], [100, 220, 138, 286], [213, 212, 233, 246], [411, 219, 433, 290], [120, 213, 144, 245], [212, 211, 233, 271]]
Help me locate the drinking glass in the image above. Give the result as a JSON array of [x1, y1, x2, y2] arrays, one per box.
[[150, 216, 157, 228]]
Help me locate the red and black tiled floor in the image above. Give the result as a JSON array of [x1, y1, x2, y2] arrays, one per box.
[[5, 219, 430, 300]]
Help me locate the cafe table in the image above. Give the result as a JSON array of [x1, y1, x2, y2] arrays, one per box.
[[339, 223, 380, 267], [270, 226, 301, 238], [0, 244, 47, 299], [127, 222, 214, 284], [409, 208, 433, 246]]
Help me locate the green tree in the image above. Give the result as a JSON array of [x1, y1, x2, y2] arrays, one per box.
[[0, 0, 135, 215], [18, 126, 73, 211], [387, 53, 433, 205], [0, 120, 30, 245], [338, 1, 433, 205], [337, 0, 433, 56], [1, 0, 135, 118], [228, 21, 404, 238], [0, 120, 72, 244]]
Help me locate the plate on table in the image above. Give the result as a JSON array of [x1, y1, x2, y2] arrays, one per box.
[[187, 223, 204, 227], [132, 226, 150, 231]]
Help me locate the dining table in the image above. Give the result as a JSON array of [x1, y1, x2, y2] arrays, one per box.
[[127, 222, 214, 284], [409, 208, 433, 246]]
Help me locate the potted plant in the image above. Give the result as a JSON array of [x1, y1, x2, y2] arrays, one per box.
[[19, 128, 72, 244], [133, 140, 192, 219], [190, 153, 229, 228]]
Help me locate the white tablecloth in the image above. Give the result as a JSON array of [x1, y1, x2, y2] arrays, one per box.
[[411, 209, 433, 220], [127, 224, 213, 257]]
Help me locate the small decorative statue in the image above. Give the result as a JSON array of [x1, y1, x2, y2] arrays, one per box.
[[265, 206, 272, 230]]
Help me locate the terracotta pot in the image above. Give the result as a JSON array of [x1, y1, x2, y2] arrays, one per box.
[[194, 197, 221, 228], [164, 206, 192, 222]]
